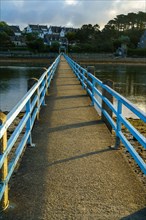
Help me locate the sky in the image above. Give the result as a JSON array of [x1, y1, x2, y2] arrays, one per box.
[[0, 0, 146, 30]]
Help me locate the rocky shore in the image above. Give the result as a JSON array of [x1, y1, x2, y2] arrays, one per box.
[[119, 118, 146, 185]]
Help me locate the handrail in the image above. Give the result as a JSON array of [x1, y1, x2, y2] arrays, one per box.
[[64, 54, 146, 175], [0, 54, 60, 210]]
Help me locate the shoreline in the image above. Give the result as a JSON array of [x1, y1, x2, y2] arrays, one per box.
[[0, 57, 54, 64], [0, 56, 146, 65]]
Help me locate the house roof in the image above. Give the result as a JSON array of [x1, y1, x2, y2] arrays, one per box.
[[49, 26, 62, 33], [39, 25, 48, 30], [29, 24, 40, 31], [9, 25, 21, 33], [28, 24, 48, 32]]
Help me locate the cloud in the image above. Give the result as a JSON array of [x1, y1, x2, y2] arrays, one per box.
[[1, 0, 145, 30], [65, 0, 78, 5]]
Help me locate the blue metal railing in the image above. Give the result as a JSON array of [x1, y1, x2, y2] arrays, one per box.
[[0, 54, 60, 203], [64, 54, 146, 174]]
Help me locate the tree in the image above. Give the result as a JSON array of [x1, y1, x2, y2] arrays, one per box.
[[0, 21, 14, 36], [0, 21, 14, 48], [66, 32, 76, 44], [26, 38, 45, 52], [50, 41, 60, 52]]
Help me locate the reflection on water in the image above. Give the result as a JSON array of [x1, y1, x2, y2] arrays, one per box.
[[0, 66, 44, 111], [0, 64, 146, 116], [94, 64, 146, 115]]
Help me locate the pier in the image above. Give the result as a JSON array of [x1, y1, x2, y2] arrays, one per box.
[[0, 55, 146, 219]]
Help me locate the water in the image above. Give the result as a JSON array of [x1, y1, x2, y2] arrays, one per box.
[[0, 64, 146, 116], [94, 64, 146, 116], [0, 65, 44, 111]]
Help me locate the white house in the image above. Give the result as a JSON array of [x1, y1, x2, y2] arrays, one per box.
[[23, 24, 49, 38]]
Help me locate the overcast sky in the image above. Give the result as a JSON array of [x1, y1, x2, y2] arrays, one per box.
[[1, 0, 145, 30]]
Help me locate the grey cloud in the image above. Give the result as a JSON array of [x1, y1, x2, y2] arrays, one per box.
[[1, 0, 145, 29]]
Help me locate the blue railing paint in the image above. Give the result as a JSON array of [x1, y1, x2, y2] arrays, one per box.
[[0, 55, 60, 201], [64, 54, 146, 174]]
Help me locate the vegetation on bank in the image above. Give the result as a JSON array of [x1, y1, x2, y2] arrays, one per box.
[[0, 11, 146, 56]]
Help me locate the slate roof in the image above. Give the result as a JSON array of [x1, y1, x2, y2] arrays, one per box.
[[9, 25, 21, 33]]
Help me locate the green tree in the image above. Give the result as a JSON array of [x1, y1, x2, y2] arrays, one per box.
[[50, 41, 60, 52], [0, 21, 14, 36], [0, 21, 14, 48], [27, 38, 45, 52], [66, 32, 76, 44]]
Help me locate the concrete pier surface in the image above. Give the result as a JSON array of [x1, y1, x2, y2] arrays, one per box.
[[1, 57, 146, 220]]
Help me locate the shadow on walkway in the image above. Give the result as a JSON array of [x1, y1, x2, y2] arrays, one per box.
[[120, 208, 146, 220], [48, 147, 112, 167]]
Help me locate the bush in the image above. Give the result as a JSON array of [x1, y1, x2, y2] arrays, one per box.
[[127, 48, 146, 57]]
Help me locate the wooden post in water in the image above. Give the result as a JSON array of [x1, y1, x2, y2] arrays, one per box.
[[102, 80, 113, 133], [0, 111, 9, 211], [87, 66, 95, 76]]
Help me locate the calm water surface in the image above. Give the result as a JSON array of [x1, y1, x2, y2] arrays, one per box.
[[0, 64, 146, 116], [94, 64, 146, 116], [0, 64, 44, 111]]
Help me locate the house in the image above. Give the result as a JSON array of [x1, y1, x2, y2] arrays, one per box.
[[39, 25, 48, 34], [48, 26, 62, 36], [23, 24, 76, 45], [138, 30, 146, 48], [44, 34, 68, 46], [23, 24, 49, 38], [9, 25, 21, 36], [46, 26, 77, 45], [10, 36, 26, 46], [48, 26, 77, 37], [24, 24, 40, 34]]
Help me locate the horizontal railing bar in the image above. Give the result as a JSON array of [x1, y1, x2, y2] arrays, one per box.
[[31, 108, 38, 128], [31, 95, 38, 112], [119, 131, 146, 174], [102, 83, 146, 122], [82, 70, 146, 122], [93, 97, 102, 111], [102, 109, 117, 131], [0, 113, 29, 169], [94, 87, 102, 99], [0, 131, 30, 201], [119, 114, 146, 148]]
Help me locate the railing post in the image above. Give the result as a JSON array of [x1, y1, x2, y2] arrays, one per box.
[[0, 112, 9, 211], [41, 79, 46, 106], [115, 100, 122, 149], [43, 68, 49, 96], [51, 64, 54, 80], [26, 100, 34, 147], [91, 79, 95, 106], [87, 66, 95, 76], [81, 69, 85, 89], [87, 66, 95, 104], [26, 78, 38, 147], [102, 80, 113, 133], [27, 78, 39, 120], [45, 74, 49, 96]]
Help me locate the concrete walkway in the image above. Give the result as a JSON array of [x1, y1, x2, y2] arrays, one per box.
[[1, 57, 146, 220]]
